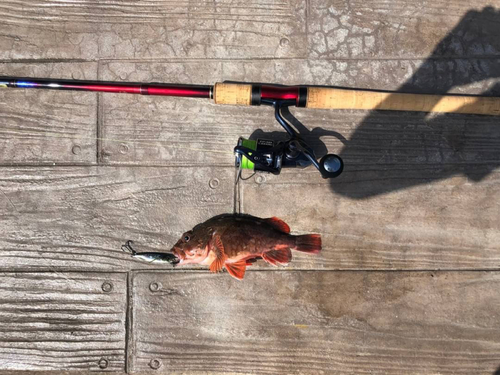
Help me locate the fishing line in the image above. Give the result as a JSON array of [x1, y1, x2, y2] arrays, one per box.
[[238, 170, 256, 181], [232, 166, 257, 214]]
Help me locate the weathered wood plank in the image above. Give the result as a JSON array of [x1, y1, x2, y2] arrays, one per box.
[[0, 62, 97, 165], [232, 58, 500, 271], [309, 1, 500, 59], [0, 166, 234, 271], [0, 0, 305, 60], [0, 372, 127, 375], [240, 169, 500, 270], [98, 58, 500, 166], [0, 272, 126, 371], [130, 271, 500, 374], [99, 60, 260, 166]]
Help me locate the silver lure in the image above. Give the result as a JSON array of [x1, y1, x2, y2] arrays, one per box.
[[121, 240, 179, 264]]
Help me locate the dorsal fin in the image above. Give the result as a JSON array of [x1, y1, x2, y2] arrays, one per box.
[[265, 217, 290, 234]]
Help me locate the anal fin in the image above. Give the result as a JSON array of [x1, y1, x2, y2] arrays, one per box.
[[225, 261, 247, 280], [262, 248, 292, 266]]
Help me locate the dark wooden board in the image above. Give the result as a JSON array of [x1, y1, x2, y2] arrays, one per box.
[[0, 62, 97, 165], [0, 0, 305, 60], [130, 270, 500, 374], [308, 0, 500, 59], [0, 272, 126, 371], [0, 166, 234, 271]]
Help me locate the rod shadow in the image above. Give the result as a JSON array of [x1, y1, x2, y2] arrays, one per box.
[[330, 6, 500, 198]]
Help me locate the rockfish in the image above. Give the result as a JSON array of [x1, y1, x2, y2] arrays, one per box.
[[170, 214, 321, 280]]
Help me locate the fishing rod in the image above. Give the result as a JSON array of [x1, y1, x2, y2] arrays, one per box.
[[2, 76, 500, 178]]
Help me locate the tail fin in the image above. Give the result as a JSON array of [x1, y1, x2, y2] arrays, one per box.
[[294, 234, 321, 254]]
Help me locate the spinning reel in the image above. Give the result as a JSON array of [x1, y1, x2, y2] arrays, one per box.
[[234, 99, 344, 179]]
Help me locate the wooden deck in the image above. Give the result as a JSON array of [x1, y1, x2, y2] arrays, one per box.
[[1, 1, 500, 373]]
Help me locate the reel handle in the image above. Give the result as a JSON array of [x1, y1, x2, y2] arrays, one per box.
[[292, 140, 343, 179], [319, 154, 344, 178]]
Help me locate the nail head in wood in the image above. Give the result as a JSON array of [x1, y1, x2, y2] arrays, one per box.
[[255, 175, 266, 184], [101, 282, 113, 293], [98, 358, 109, 369], [149, 359, 162, 369], [119, 143, 129, 154], [71, 145, 81, 155], [149, 282, 161, 292], [209, 178, 220, 189], [280, 37, 290, 47]]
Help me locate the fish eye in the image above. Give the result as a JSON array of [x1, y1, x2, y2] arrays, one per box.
[[183, 235, 190, 242]]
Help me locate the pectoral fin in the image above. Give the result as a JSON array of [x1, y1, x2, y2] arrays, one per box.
[[225, 261, 247, 280], [209, 234, 227, 273]]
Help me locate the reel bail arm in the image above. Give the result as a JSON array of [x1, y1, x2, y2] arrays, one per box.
[[234, 99, 343, 179]]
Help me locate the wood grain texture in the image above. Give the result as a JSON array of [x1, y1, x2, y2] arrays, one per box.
[[0, 0, 305, 60], [3, 164, 499, 274], [130, 271, 500, 374], [98, 58, 500, 166], [0, 272, 126, 371], [0, 62, 97, 165], [309, 1, 500, 59], [240, 168, 500, 270], [0, 166, 234, 271], [98, 60, 263, 166], [0, 372, 127, 375]]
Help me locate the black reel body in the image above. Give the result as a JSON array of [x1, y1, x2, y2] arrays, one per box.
[[234, 99, 343, 179]]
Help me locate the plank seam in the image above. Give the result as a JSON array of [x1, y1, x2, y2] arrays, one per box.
[[2, 56, 500, 65], [124, 272, 132, 374], [124, 268, 500, 273], [0, 270, 130, 274]]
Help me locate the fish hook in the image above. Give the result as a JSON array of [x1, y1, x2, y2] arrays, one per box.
[[121, 240, 137, 255]]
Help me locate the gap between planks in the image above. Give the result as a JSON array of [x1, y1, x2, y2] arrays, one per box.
[[3, 56, 500, 64]]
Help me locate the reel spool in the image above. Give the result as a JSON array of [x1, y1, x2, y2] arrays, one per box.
[[235, 138, 282, 174], [234, 99, 344, 179]]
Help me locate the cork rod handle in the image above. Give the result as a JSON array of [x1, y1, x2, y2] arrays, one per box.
[[306, 87, 500, 116], [213, 83, 253, 106], [213, 82, 500, 116]]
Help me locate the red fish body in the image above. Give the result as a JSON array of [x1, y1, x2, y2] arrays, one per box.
[[170, 214, 321, 280]]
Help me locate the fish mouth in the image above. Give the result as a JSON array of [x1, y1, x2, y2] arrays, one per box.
[[170, 247, 185, 264], [167, 254, 181, 267]]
